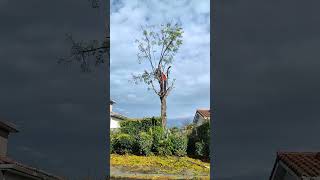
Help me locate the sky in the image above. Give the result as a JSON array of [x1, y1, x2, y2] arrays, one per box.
[[0, 0, 107, 178], [213, 1, 320, 179], [110, 0, 210, 127]]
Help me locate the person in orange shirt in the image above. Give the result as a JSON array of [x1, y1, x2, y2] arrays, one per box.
[[161, 72, 167, 91]]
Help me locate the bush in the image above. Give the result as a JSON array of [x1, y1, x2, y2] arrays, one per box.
[[112, 120, 192, 157], [170, 133, 188, 156], [110, 132, 117, 154], [112, 133, 135, 155], [187, 121, 210, 159], [195, 141, 205, 157], [137, 132, 153, 156], [120, 117, 162, 135], [149, 126, 165, 152], [197, 122, 210, 146], [147, 126, 173, 156], [156, 138, 173, 156], [170, 127, 180, 134]]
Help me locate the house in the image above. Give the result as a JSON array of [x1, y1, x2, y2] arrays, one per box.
[[269, 152, 320, 180], [110, 100, 127, 129], [0, 120, 63, 180], [193, 109, 210, 126]]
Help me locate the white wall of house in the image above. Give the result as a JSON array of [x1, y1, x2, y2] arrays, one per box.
[[110, 102, 118, 129], [193, 113, 208, 126], [110, 100, 127, 129], [110, 117, 120, 129], [196, 117, 206, 126]]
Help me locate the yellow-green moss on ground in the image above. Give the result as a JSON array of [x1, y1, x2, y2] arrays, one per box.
[[110, 154, 210, 179], [110, 174, 210, 180]]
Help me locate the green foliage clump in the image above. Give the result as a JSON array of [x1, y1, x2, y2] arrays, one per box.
[[110, 132, 117, 154], [112, 133, 135, 155], [120, 117, 162, 135], [187, 121, 210, 159], [147, 126, 174, 156], [195, 141, 205, 157], [156, 138, 173, 156], [149, 126, 165, 152], [148, 126, 166, 155], [197, 122, 210, 146], [170, 133, 188, 156], [137, 132, 153, 156]]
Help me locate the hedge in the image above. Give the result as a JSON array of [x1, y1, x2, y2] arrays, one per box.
[[110, 117, 206, 158], [120, 117, 162, 135]]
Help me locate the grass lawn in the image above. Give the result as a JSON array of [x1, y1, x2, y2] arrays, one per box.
[[110, 154, 210, 179]]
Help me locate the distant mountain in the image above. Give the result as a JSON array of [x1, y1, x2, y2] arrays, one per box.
[[167, 117, 193, 128]]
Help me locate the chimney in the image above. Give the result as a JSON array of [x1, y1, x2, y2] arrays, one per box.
[[110, 100, 115, 113], [0, 121, 18, 157]]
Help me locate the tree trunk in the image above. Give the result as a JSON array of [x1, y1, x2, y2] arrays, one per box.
[[160, 96, 167, 128]]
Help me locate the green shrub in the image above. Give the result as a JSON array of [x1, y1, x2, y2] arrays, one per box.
[[112, 133, 135, 155], [120, 117, 162, 135], [110, 131, 122, 154], [170, 127, 180, 134], [110, 133, 116, 154], [156, 138, 173, 156], [137, 132, 153, 156], [170, 133, 188, 156], [147, 126, 174, 156], [187, 121, 210, 159], [198, 122, 210, 158], [149, 126, 165, 152], [197, 122, 210, 146], [195, 141, 205, 157]]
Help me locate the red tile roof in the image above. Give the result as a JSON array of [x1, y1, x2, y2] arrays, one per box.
[[274, 152, 320, 178], [0, 156, 63, 179], [197, 109, 210, 119]]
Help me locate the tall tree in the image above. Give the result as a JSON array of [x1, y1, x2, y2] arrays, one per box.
[[133, 23, 183, 128]]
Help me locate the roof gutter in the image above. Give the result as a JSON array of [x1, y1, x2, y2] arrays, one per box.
[[0, 164, 62, 180]]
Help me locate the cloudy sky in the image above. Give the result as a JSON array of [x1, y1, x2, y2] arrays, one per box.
[[213, 0, 320, 179], [110, 0, 210, 126], [0, 0, 107, 178]]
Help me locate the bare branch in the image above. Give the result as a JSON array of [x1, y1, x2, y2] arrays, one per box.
[[166, 66, 172, 80], [165, 79, 175, 97], [150, 80, 160, 95], [59, 34, 109, 72], [139, 26, 156, 72]]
